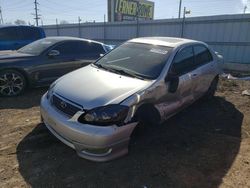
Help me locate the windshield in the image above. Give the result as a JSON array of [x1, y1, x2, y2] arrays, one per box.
[[18, 38, 59, 55], [95, 42, 172, 79]]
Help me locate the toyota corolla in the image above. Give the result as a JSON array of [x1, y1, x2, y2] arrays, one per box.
[[40, 37, 223, 162]]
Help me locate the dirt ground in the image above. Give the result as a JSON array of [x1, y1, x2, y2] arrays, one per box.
[[0, 78, 250, 188]]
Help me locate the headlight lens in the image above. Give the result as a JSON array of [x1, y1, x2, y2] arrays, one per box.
[[78, 104, 129, 126], [46, 82, 56, 99]]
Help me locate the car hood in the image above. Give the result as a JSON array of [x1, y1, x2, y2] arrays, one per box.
[[53, 65, 153, 109], [0, 50, 35, 60]]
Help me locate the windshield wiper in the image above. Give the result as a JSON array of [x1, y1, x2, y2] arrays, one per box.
[[105, 66, 146, 80], [94, 64, 147, 80], [93, 63, 109, 70]]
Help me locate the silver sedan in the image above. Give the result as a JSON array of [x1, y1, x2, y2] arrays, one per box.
[[40, 37, 223, 162]]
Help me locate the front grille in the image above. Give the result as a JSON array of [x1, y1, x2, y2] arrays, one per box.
[[52, 95, 82, 117]]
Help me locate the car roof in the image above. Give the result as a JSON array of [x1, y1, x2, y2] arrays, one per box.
[[129, 37, 202, 48], [44, 36, 104, 45]]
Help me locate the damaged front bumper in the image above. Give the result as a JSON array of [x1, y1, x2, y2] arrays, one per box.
[[40, 94, 137, 162]]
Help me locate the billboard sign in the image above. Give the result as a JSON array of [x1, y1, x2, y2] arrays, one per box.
[[108, 0, 154, 22]]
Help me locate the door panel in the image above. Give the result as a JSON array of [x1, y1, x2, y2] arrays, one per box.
[[33, 41, 102, 85], [155, 74, 194, 122], [192, 45, 215, 98], [33, 41, 85, 84], [155, 46, 195, 122]]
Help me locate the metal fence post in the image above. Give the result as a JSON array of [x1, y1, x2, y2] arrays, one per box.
[[136, 1, 139, 37], [78, 16, 82, 38], [56, 18, 59, 36], [104, 14, 106, 43]]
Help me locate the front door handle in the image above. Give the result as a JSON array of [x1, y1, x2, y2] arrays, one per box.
[[191, 73, 198, 77]]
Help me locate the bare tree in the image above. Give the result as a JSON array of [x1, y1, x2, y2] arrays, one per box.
[[14, 19, 26, 25]]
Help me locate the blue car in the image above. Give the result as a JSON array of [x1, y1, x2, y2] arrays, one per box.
[[0, 25, 46, 51]]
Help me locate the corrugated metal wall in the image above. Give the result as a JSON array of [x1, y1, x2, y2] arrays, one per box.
[[43, 14, 250, 64]]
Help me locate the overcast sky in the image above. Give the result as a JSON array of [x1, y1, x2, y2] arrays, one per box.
[[1, 0, 249, 25]]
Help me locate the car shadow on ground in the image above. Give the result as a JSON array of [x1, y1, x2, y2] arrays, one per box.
[[0, 88, 47, 109], [16, 96, 243, 187]]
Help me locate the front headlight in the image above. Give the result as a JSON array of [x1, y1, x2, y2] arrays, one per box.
[[78, 104, 129, 126], [46, 82, 56, 99]]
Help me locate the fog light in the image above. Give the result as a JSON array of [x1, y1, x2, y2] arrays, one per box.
[[81, 148, 112, 157]]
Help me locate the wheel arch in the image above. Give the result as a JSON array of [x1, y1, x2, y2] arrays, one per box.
[[0, 68, 30, 87], [133, 102, 161, 125]]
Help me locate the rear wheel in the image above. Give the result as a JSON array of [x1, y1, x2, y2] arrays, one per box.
[[0, 70, 26, 97], [204, 76, 219, 99]]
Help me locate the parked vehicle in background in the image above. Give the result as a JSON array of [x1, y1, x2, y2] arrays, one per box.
[[40, 37, 223, 162], [0, 25, 46, 51], [0, 37, 112, 97]]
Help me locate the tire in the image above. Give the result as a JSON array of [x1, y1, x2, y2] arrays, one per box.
[[134, 104, 161, 131], [0, 69, 27, 97], [204, 76, 219, 99]]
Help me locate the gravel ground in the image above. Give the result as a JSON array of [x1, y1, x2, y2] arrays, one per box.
[[0, 78, 250, 188]]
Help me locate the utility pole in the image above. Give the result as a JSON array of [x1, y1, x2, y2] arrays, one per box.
[[78, 16, 81, 38], [181, 7, 191, 38], [34, 0, 40, 26], [178, 0, 182, 18], [244, 5, 247, 14], [0, 6, 4, 24]]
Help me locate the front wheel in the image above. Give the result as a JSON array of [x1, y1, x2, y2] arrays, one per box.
[[0, 70, 26, 97], [132, 104, 161, 136]]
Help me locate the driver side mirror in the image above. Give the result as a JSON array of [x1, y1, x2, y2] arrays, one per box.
[[165, 71, 179, 93], [48, 50, 60, 57]]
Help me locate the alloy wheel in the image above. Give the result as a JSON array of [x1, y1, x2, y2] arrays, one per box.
[[0, 72, 25, 96]]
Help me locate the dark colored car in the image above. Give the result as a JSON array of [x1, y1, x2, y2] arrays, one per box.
[[0, 25, 46, 51], [0, 37, 112, 97]]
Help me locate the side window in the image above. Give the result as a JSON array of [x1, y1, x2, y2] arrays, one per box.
[[89, 43, 105, 55], [171, 46, 194, 76], [19, 27, 41, 40], [0, 27, 19, 41], [194, 45, 213, 67], [53, 41, 81, 56], [78, 41, 105, 57]]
